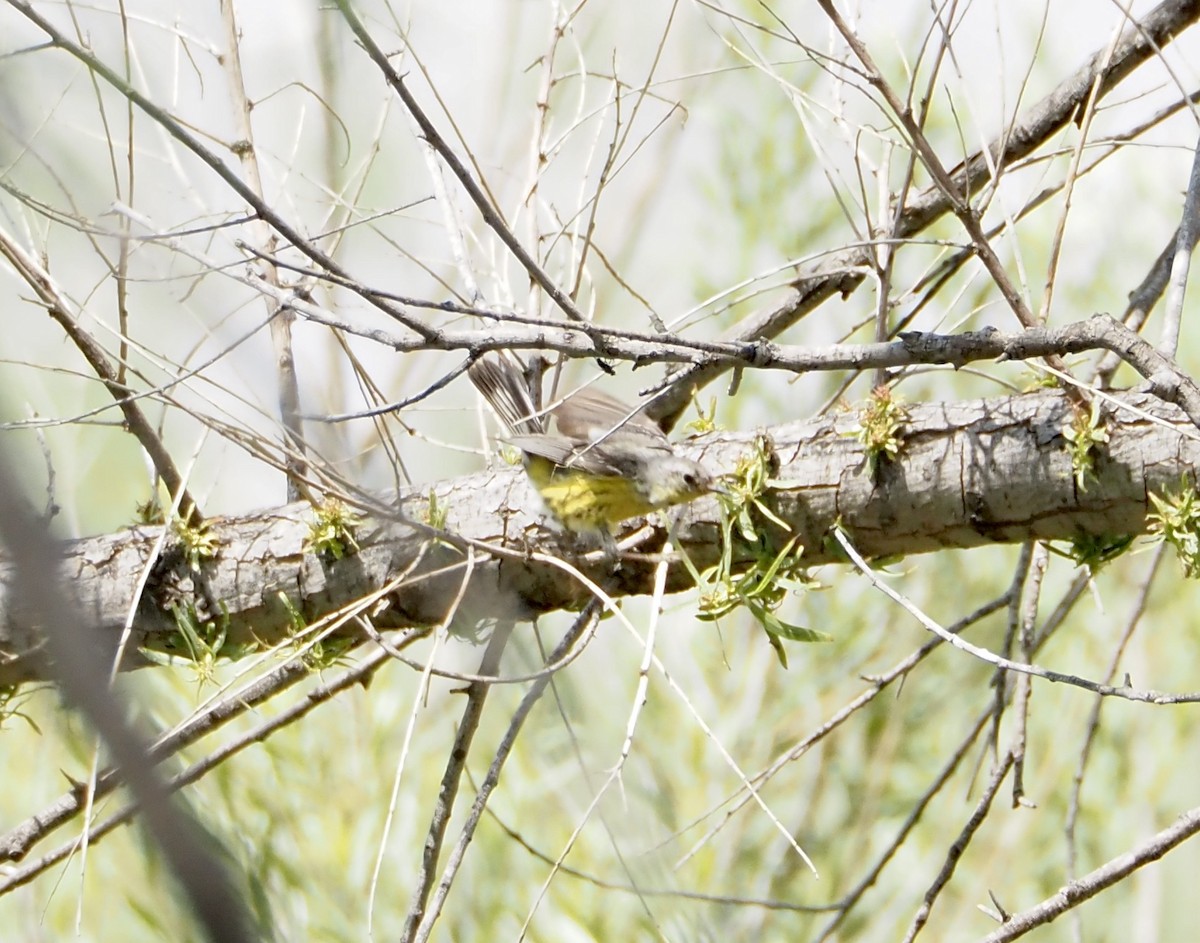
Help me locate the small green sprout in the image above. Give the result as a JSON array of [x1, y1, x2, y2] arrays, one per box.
[[1021, 370, 1061, 392], [1063, 399, 1109, 491], [173, 516, 218, 572], [722, 434, 790, 543], [1056, 533, 1134, 570], [681, 434, 828, 668], [697, 536, 829, 669], [135, 498, 165, 525], [277, 592, 309, 634], [852, 386, 909, 477], [302, 635, 356, 671], [0, 685, 41, 734], [422, 489, 448, 529], [273, 592, 353, 669], [1148, 479, 1200, 578], [305, 499, 363, 560], [684, 396, 720, 436], [168, 602, 235, 684]]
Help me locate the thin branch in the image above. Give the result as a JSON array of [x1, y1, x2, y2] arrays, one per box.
[[409, 602, 601, 943], [1064, 546, 1164, 943], [0, 643, 398, 895], [399, 619, 516, 940], [649, 0, 1200, 425], [218, 0, 308, 501], [294, 306, 1200, 428], [1010, 542, 1048, 808], [979, 806, 1200, 942], [812, 0, 1064, 415], [1037, 16, 1124, 324], [902, 752, 1016, 943], [5, 0, 438, 341], [833, 529, 1200, 705], [331, 0, 593, 329], [0, 227, 202, 522], [1159, 131, 1200, 354], [814, 707, 996, 943]]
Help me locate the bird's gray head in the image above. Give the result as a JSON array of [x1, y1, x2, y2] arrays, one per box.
[[640, 456, 720, 509]]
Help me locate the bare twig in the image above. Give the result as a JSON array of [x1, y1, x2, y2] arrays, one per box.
[[833, 529, 1200, 705], [0, 227, 203, 522], [218, 0, 308, 501], [409, 602, 600, 943], [989, 545, 1036, 763], [399, 619, 516, 940], [1010, 542, 1048, 808], [331, 0, 593, 329], [0, 642, 400, 896], [1038, 17, 1125, 324], [6, 0, 438, 341], [902, 752, 1016, 943], [814, 707, 996, 943], [291, 302, 1200, 426], [649, 0, 1200, 425], [1159, 132, 1200, 354], [979, 805, 1200, 942], [1064, 546, 1164, 943]]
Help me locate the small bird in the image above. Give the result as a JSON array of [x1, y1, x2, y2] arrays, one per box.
[[468, 353, 721, 540]]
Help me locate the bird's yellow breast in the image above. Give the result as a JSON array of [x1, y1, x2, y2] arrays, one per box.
[[524, 456, 654, 533]]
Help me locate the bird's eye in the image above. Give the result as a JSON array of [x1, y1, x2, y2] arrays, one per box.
[[683, 472, 699, 489]]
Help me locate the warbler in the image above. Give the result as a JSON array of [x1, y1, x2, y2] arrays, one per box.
[[468, 353, 721, 537]]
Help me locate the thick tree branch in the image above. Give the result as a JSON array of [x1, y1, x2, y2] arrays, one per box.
[[2, 388, 1196, 688]]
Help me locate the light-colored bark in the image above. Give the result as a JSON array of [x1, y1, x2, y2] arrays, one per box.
[[1, 389, 1192, 686]]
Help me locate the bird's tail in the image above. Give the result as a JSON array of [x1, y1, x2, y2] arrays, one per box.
[[467, 352, 545, 436]]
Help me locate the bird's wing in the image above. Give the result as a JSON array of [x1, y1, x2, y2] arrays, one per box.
[[507, 432, 659, 478], [550, 389, 671, 446]]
